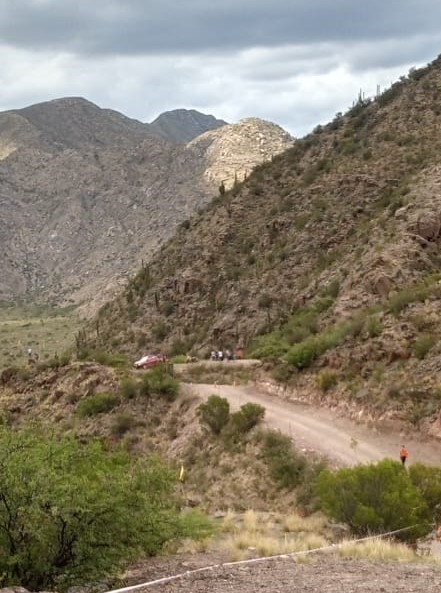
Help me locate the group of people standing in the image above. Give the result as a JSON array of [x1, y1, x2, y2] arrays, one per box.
[[210, 349, 235, 361]]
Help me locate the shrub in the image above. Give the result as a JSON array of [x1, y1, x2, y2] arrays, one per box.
[[409, 463, 441, 522], [198, 395, 230, 435], [258, 293, 273, 309], [285, 317, 364, 369], [140, 367, 179, 401], [316, 459, 431, 541], [119, 376, 139, 399], [153, 321, 170, 341], [412, 333, 437, 359], [261, 430, 307, 489], [367, 315, 383, 338], [0, 426, 192, 590], [314, 296, 335, 313], [230, 403, 265, 434], [77, 392, 120, 417], [111, 413, 136, 436], [271, 363, 296, 383], [285, 337, 319, 369], [316, 371, 337, 392], [387, 284, 432, 316], [89, 350, 128, 368], [247, 331, 289, 360]]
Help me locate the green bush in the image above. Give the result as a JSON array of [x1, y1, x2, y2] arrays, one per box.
[[261, 430, 307, 489], [247, 331, 289, 360], [271, 363, 297, 383], [367, 315, 383, 338], [409, 463, 441, 522], [412, 333, 437, 359], [77, 392, 120, 417], [198, 395, 230, 435], [314, 296, 335, 313], [316, 460, 431, 541], [140, 367, 179, 401], [285, 336, 319, 369], [285, 317, 364, 369], [321, 279, 340, 299], [0, 426, 194, 590], [88, 350, 128, 368], [119, 376, 139, 399], [387, 284, 432, 316], [230, 403, 265, 434]]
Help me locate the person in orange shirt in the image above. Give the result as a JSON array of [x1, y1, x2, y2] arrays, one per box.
[[399, 445, 409, 466]]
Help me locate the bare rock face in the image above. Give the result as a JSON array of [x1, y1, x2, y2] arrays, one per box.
[[188, 118, 294, 189], [407, 207, 441, 242]]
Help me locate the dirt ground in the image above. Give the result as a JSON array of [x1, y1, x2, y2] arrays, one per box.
[[124, 551, 441, 593], [183, 382, 441, 468]]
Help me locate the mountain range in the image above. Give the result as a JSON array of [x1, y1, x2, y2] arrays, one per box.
[[0, 98, 293, 309]]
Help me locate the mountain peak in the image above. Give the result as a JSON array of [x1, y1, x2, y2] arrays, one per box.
[[149, 108, 227, 143]]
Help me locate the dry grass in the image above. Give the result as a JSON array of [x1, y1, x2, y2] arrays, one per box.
[[282, 512, 327, 534], [337, 538, 417, 562], [221, 511, 330, 561]]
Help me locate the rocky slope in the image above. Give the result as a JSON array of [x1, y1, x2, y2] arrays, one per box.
[[86, 54, 441, 434], [0, 98, 293, 309]]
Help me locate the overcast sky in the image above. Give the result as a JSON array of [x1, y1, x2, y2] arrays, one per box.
[[1, 0, 441, 136]]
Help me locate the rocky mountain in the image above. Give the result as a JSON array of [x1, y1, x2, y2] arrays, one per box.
[[149, 108, 227, 143], [87, 54, 441, 436], [0, 98, 293, 309], [188, 118, 293, 189]]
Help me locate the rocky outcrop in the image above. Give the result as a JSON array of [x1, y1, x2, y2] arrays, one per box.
[[188, 118, 294, 189]]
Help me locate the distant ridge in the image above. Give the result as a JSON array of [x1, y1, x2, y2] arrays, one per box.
[[149, 108, 227, 143]]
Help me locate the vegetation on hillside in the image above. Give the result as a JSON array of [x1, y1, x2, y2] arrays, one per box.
[[78, 53, 441, 430], [0, 425, 211, 591]]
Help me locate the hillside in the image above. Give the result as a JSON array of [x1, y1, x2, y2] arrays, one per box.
[[0, 98, 292, 309], [86, 54, 441, 435]]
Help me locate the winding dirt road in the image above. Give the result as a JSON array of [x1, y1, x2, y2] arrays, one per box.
[[184, 382, 441, 467]]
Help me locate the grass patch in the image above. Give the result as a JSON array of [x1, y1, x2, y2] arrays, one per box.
[[282, 513, 327, 534], [0, 304, 82, 371], [337, 538, 417, 562], [412, 333, 437, 359]]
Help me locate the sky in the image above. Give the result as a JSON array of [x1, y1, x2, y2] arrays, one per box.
[[1, 1, 441, 137]]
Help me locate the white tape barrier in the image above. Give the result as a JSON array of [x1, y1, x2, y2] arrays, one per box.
[[105, 523, 434, 593]]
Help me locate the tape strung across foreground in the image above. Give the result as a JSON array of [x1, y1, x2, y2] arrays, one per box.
[[105, 523, 434, 592]]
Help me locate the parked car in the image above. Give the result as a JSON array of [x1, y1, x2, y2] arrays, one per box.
[[134, 354, 166, 369]]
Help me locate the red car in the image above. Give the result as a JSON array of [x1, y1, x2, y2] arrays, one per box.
[[133, 354, 166, 369]]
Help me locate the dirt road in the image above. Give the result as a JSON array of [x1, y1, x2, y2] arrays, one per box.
[[184, 382, 441, 467]]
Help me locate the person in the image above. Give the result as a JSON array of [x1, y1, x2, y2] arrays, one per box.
[[399, 445, 409, 466]]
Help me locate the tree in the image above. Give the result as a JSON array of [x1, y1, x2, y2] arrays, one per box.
[[0, 426, 187, 590], [198, 395, 230, 435], [316, 459, 431, 541]]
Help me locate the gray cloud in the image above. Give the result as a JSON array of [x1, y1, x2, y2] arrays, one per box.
[[1, 0, 441, 58], [1, 1, 441, 137]]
